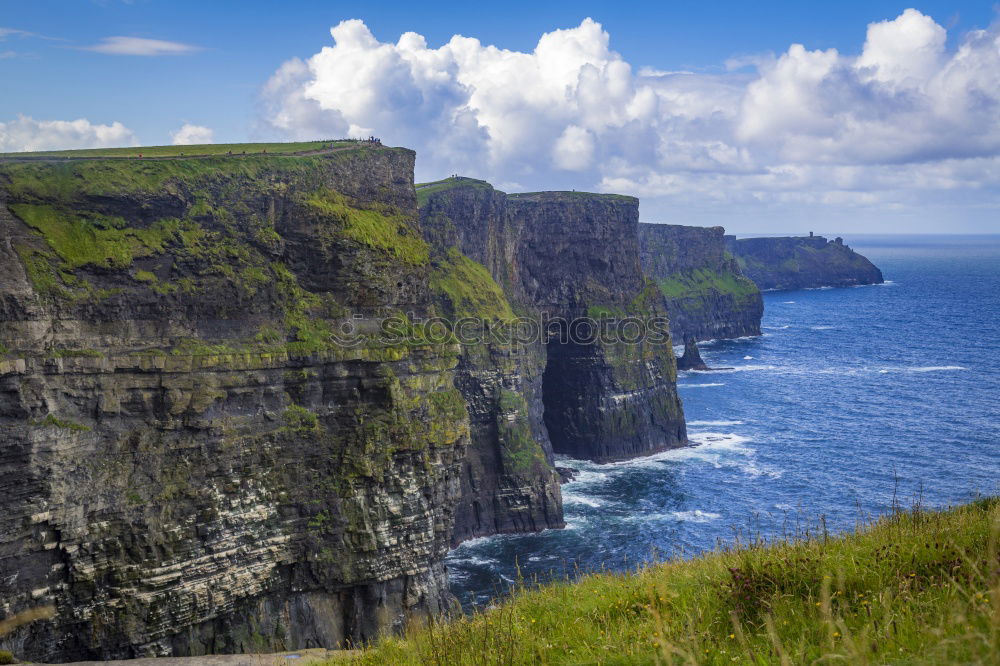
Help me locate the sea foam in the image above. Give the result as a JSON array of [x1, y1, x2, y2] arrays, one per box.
[[878, 365, 968, 374], [688, 420, 744, 426]]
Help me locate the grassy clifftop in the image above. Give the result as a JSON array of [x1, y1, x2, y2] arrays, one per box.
[[0, 142, 427, 357], [341, 500, 1000, 665], [0, 140, 346, 158]]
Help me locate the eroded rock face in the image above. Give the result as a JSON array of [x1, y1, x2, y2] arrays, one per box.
[[726, 235, 884, 291], [638, 224, 763, 342], [419, 180, 687, 466], [0, 149, 469, 661], [419, 181, 563, 543]]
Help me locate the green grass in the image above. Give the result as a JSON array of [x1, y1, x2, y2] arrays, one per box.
[[508, 190, 637, 203], [415, 176, 495, 207], [31, 414, 92, 432], [341, 499, 1000, 665], [10, 203, 177, 269], [430, 248, 515, 321], [655, 268, 759, 301], [306, 188, 429, 266], [50, 348, 104, 358], [0, 140, 347, 158]]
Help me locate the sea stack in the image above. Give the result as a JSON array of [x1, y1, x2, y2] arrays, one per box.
[[676, 335, 710, 371]]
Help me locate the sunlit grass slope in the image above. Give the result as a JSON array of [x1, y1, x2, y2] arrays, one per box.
[[343, 499, 1000, 665]]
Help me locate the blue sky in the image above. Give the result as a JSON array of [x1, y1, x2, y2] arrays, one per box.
[[2, 1, 999, 232]]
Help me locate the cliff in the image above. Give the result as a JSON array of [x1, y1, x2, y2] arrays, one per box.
[[418, 178, 686, 464], [419, 180, 563, 543], [0, 146, 470, 660], [726, 235, 884, 291], [638, 224, 762, 342], [0, 154, 689, 661]]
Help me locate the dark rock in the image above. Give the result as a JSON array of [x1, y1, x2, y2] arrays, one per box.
[[419, 180, 687, 467], [638, 224, 763, 342], [0, 150, 468, 661], [726, 235, 884, 290], [675, 336, 732, 372], [676, 336, 709, 371]]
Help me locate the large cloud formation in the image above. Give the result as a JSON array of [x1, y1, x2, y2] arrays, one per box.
[[263, 10, 1000, 228], [0, 115, 137, 153]]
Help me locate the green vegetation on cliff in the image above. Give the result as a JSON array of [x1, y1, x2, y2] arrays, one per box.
[[0, 140, 341, 158], [344, 500, 1000, 665], [415, 176, 494, 207], [430, 248, 515, 321], [654, 267, 758, 303], [306, 188, 429, 265], [508, 190, 638, 204]]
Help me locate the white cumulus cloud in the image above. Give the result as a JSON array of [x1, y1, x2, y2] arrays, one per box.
[[0, 115, 137, 152], [170, 123, 215, 145], [261, 11, 1000, 231]]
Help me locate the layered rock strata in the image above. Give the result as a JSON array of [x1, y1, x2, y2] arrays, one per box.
[[0, 148, 468, 661], [638, 223, 762, 342], [418, 179, 687, 465]]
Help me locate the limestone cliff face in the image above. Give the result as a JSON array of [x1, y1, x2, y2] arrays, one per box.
[[726, 235, 884, 291], [638, 224, 762, 342], [0, 149, 469, 661], [419, 182, 563, 543], [419, 179, 686, 465]]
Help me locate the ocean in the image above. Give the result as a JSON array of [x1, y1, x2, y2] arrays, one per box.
[[447, 234, 1000, 609]]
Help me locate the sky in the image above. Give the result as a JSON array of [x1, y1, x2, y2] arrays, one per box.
[[2, 1, 999, 233]]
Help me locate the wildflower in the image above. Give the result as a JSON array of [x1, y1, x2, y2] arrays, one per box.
[[816, 602, 822, 607], [729, 633, 736, 639], [910, 573, 916, 577], [833, 632, 841, 638]]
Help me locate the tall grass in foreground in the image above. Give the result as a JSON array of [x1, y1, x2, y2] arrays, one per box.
[[342, 499, 1000, 665]]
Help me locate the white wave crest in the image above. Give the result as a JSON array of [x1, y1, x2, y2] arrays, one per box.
[[704, 364, 778, 373], [810, 325, 835, 330], [681, 382, 725, 388], [687, 420, 744, 426], [879, 365, 968, 374], [669, 510, 721, 523], [447, 553, 498, 567], [561, 491, 607, 508]]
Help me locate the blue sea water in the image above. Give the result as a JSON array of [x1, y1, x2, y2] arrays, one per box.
[[447, 234, 1000, 608]]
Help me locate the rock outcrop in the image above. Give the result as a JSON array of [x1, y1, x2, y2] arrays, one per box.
[[726, 235, 883, 290], [675, 336, 709, 371], [419, 178, 687, 465], [638, 224, 762, 342], [0, 148, 470, 661], [675, 336, 732, 372]]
